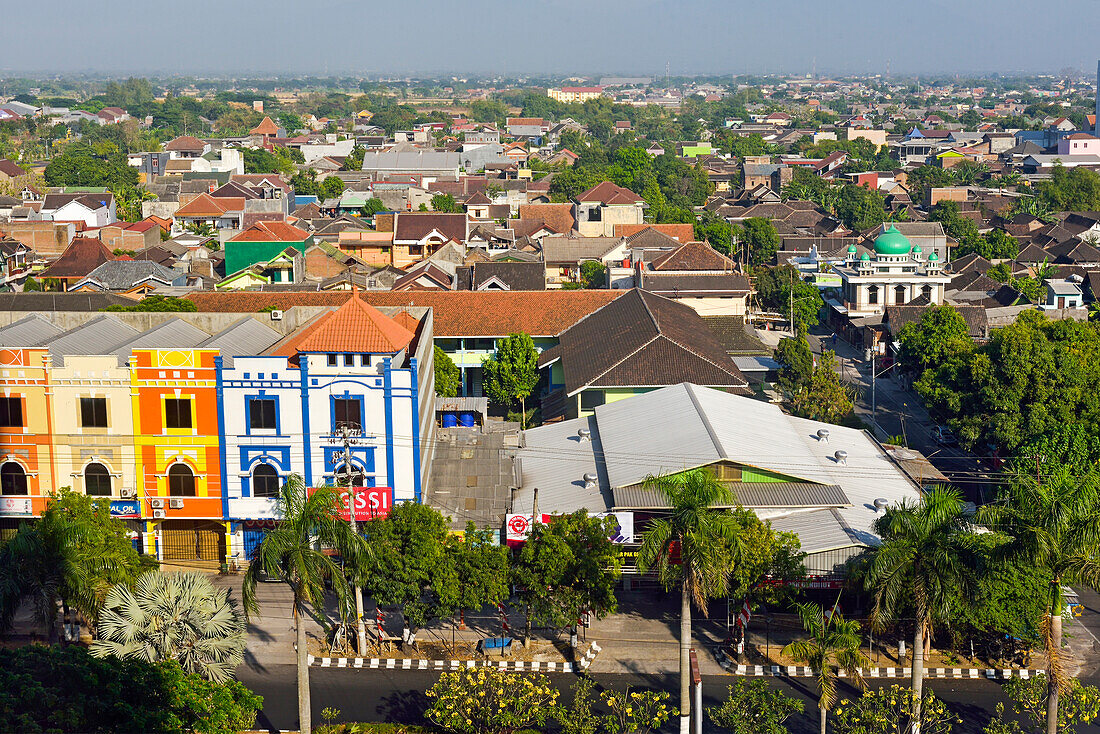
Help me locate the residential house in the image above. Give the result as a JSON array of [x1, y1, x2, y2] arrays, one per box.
[[165, 136, 210, 160], [224, 221, 314, 277], [540, 234, 626, 287], [0, 159, 32, 190], [38, 237, 115, 290], [635, 241, 752, 316], [573, 182, 646, 238], [389, 213, 468, 269], [41, 191, 117, 229]]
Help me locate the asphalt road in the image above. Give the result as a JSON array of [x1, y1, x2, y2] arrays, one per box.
[[238, 664, 1084, 733]]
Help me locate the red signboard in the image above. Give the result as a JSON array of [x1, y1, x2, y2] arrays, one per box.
[[310, 486, 393, 521]]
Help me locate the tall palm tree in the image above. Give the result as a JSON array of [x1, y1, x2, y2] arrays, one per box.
[[864, 486, 978, 727], [783, 602, 868, 734], [637, 469, 744, 734], [242, 475, 368, 734], [91, 571, 246, 682], [979, 469, 1100, 734]]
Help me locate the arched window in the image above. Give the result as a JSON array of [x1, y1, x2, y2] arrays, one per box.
[[168, 464, 195, 497], [867, 285, 879, 305], [335, 463, 365, 487], [252, 464, 280, 498], [84, 463, 111, 496], [0, 463, 27, 495]]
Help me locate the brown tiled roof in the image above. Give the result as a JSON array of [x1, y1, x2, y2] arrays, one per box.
[[175, 193, 245, 217], [393, 213, 467, 243], [165, 135, 207, 152], [186, 290, 623, 337], [649, 241, 735, 271], [518, 204, 574, 235], [640, 272, 751, 295], [250, 117, 279, 136], [267, 291, 415, 356], [229, 221, 311, 243], [615, 223, 695, 242], [0, 159, 27, 178], [541, 289, 747, 393], [39, 237, 113, 279], [576, 181, 645, 205]]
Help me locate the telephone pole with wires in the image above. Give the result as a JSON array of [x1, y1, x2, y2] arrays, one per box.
[[341, 425, 369, 655]]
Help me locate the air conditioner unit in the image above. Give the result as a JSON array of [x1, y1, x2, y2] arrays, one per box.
[[120, 488, 136, 499], [152, 509, 166, 519], [269, 309, 283, 321], [168, 498, 184, 510], [150, 498, 165, 509]]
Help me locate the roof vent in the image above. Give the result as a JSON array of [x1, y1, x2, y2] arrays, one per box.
[[817, 429, 830, 443], [874, 497, 889, 511], [583, 472, 598, 490], [834, 449, 848, 465], [577, 428, 592, 442]]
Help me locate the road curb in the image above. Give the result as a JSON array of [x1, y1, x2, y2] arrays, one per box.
[[714, 648, 1041, 679], [308, 642, 601, 674]]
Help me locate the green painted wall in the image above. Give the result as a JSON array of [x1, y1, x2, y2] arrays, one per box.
[[742, 466, 802, 483]]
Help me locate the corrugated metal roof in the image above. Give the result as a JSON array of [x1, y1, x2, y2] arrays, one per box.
[[0, 314, 63, 346], [770, 509, 862, 554], [611, 482, 849, 510], [514, 414, 607, 515], [39, 316, 141, 365], [197, 317, 282, 367], [111, 318, 209, 362]]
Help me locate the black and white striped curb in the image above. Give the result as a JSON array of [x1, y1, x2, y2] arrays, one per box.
[[308, 642, 601, 673], [715, 648, 1041, 680]]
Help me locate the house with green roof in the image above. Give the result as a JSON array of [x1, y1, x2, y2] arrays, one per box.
[[224, 221, 313, 276]]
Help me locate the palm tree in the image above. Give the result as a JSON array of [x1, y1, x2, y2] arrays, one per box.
[[979, 469, 1100, 734], [637, 469, 744, 734], [242, 475, 368, 734], [783, 602, 868, 734], [864, 486, 978, 727], [91, 571, 246, 682]]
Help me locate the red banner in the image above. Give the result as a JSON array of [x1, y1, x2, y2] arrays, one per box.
[[310, 486, 393, 521]]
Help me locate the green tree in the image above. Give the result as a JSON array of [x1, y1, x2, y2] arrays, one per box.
[[91, 571, 246, 683], [580, 260, 607, 289], [0, 489, 148, 642], [360, 198, 387, 217], [865, 486, 978, 726], [834, 183, 889, 231], [343, 145, 365, 171], [783, 601, 868, 734], [775, 335, 814, 394], [1038, 164, 1100, 212], [1001, 674, 1100, 734], [832, 684, 959, 734], [602, 687, 676, 734], [321, 175, 344, 199], [708, 679, 804, 734], [896, 304, 973, 375], [512, 511, 621, 647], [433, 345, 461, 397], [445, 525, 510, 637], [0, 646, 261, 734], [44, 141, 138, 190], [637, 469, 744, 733], [753, 265, 824, 331], [979, 469, 1100, 734], [431, 193, 461, 213], [105, 295, 198, 312], [789, 350, 854, 425], [242, 476, 367, 734], [425, 667, 559, 734], [737, 217, 780, 266], [482, 332, 540, 427], [553, 676, 603, 734]]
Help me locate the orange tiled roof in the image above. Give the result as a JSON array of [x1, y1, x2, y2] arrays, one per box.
[[229, 221, 311, 242], [269, 291, 416, 356], [250, 117, 279, 136], [175, 194, 245, 217], [614, 223, 695, 242], [187, 290, 624, 337]]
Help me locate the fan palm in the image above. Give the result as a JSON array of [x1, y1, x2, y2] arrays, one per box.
[[864, 486, 978, 726], [783, 602, 868, 734], [637, 469, 744, 734], [978, 469, 1100, 734], [242, 475, 368, 734], [91, 571, 246, 682]]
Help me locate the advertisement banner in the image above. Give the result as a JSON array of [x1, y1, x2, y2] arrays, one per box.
[[0, 497, 31, 515], [311, 486, 393, 522], [592, 511, 634, 544], [504, 511, 635, 545], [109, 500, 141, 518], [505, 513, 550, 545]]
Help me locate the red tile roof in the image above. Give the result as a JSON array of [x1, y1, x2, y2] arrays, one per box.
[[39, 237, 113, 279], [507, 118, 548, 127], [517, 204, 575, 234], [229, 221, 311, 243], [268, 291, 416, 356], [175, 194, 245, 217], [250, 117, 279, 136], [187, 290, 624, 337], [614, 223, 695, 242]]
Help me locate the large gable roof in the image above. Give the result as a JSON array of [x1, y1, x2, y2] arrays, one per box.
[[576, 181, 645, 205], [393, 212, 467, 243], [229, 221, 311, 243], [39, 237, 114, 279], [267, 291, 415, 355]]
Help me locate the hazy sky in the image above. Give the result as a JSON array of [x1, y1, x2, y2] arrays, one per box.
[[3, 0, 1098, 77]]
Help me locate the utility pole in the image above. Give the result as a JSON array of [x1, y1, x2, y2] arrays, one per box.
[[789, 268, 795, 334], [341, 425, 368, 655]]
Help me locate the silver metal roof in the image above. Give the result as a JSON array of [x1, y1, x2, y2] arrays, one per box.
[[514, 414, 606, 515], [770, 509, 864, 555], [39, 316, 141, 366], [0, 315, 63, 347], [611, 482, 849, 510], [197, 317, 282, 366], [111, 318, 208, 363]]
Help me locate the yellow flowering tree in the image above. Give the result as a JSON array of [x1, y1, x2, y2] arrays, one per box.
[[424, 667, 559, 734], [1001, 675, 1100, 733], [832, 685, 959, 734], [602, 688, 676, 734]]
